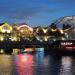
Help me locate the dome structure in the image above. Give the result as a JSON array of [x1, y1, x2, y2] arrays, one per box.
[[52, 16, 75, 29], [52, 16, 75, 39]]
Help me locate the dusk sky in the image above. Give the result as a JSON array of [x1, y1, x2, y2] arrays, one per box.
[[0, 0, 75, 26]]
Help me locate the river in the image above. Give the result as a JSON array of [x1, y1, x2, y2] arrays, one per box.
[[0, 49, 75, 75]]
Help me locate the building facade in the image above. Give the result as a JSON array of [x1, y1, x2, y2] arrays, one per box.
[[0, 22, 65, 42]]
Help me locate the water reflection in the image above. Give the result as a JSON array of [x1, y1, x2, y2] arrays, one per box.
[[33, 50, 60, 75], [60, 56, 72, 75], [0, 55, 12, 75], [16, 54, 34, 75], [48, 55, 61, 75], [33, 51, 44, 75], [15, 48, 74, 75], [1, 48, 75, 75], [34, 51, 44, 65]]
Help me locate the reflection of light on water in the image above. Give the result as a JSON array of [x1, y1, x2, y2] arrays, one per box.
[[34, 50, 44, 65], [25, 48, 34, 52], [16, 54, 34, 75], [60, 56, 72, 75], [17, 54, 33, 66], [21, 55, 28, 62], [0, 55, 12, 75], [44, 55, 50, 66], [35, 48, 44, 51], [44, 58, 48, 66], [33, 50, 44, 75]]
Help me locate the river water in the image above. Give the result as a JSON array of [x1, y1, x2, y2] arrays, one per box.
[[0, 49, 75, 75]]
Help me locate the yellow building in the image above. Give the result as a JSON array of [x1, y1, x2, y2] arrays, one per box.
[[0, 23, 34, 41], [0, 23, 13, 41], [18, 24, 33, 40], [0, 23, 12, 33]]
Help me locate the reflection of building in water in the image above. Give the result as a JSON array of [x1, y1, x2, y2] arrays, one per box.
[[34, 49, 44, 65], [60, 56, 72, 75], [16, 54, 33, 75]]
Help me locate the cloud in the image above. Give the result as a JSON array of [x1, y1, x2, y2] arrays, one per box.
[[10, 8, 40, 19], [0, 0, 65, 25], [0, 0, 63, 20], [9, 6, 61, 20]]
